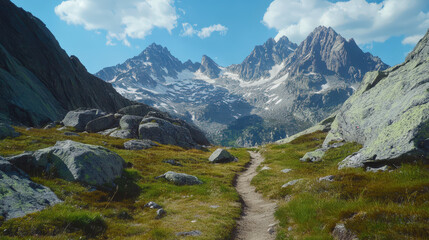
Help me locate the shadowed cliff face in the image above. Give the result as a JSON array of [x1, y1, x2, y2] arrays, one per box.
[[0, 0, 134, 126]]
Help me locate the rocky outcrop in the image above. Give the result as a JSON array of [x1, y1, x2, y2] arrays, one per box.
[[0, 160, 62, 220], [119, 115, 144, 136], [0, 123, 20, 139], [0, 0, 133, 126], [29, 140, 125, 186], [85, 114, 119, 133], [156, 171, 203, 185], [324, 30, 429, 168], [208, 149, 237, 163], [139, 117, 196, 148], [199, 55, 221, 78], [62, 109, 106, 132]]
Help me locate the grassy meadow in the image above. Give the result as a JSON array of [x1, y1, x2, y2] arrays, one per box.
[[0, 127, 251, 239], [253, 131, 429, 239]]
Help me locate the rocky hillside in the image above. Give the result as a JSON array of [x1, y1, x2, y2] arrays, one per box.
[[97, 27, 388, 147], [322, 30, 429, 168], [0, 0, 133, 127]]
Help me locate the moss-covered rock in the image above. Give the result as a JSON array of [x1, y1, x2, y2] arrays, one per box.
[[0, 160, 61, 220], [325, 30, 429, 168]]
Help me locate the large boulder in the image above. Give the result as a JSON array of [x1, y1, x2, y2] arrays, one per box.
[[119, 115, 143, 135], [109, 129, 133, 139], [0, 123, 20, 139], [208, 148, 237, 163], [156, 171, 203, 185], [324, 30, 429, 168], [62, 109, 106, 132], [31, 140, 125, 186], [0, 160, 62, 220], [138, 117, 196, 148], [85, 114, 119, 133]]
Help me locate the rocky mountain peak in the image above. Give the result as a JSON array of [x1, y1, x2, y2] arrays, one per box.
[[199, 55, 220, 78], [406, 29, 429, 62], [285, 26, 389, 82]]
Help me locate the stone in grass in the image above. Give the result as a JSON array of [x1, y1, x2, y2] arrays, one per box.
[[163, 159, 183, 167], [318, 175, 335, 182], [300, 149, 325, 162], [109, 129, 134, 139], [176, 230, 202, 237], [366, 165, 389, 173], [64, 132, 80, 136], [0, 160, 62, 220], [156, 208, 166, 219], [208, 148, 237, 163], [281, 168, 292, 173], [124, 139, 158, 150], [261, 166, 271, 171], [32, 140, 125, 186], [281, 179, 302, 188], [144, 201, 162, 209], [62, 109, 105, 132], [332, 223, 359, 240], [156, 171, 203, 185]]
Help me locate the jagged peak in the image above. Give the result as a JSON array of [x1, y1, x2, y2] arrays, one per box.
[[138, 43, 172, 58], [406, 29, 429, 62], [201, 55, 218, 66]]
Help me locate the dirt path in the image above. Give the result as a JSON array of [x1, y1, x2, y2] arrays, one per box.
[[234, 151, 277, 240]]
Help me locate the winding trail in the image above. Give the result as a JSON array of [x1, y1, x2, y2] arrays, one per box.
[[235, 151, 277, 240]]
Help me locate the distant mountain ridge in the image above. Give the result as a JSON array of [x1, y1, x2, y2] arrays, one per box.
[[96, 26, 389, 146]]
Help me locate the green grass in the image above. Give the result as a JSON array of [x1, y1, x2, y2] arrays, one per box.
[[0, 127, 251, 239], [255, 131, 429, 239]]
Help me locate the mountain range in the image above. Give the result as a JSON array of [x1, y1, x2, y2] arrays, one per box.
[[96, 26, 388, 146]]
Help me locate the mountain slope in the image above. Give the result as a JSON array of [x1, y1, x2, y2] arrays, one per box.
[[0, 0, 133, 126]]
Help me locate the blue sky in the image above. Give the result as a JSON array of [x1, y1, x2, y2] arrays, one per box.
[[10, 0, 429, 74]]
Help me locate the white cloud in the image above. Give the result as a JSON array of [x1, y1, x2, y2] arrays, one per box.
[[402, 34, 424, 45], [263, 0, 429, 45], [180, 23, 228, 39], [55, 0, 178, 46]]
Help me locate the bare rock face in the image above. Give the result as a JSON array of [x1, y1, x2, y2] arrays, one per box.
[[0, 0, 133, 126], [208, 149, 237, 163], [0, 160, 62, 220], [325, 30, 429, 168], [199, 55, 221, 78], [62, 109, 106, 132]]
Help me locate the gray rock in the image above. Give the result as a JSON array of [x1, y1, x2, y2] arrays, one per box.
[[0, 160, 62, 220], [300, 149, 326, 162], [332, 223, 359, 240], [0, 123, 20, 139], [110, 129, 133, 139], [366, 165, 389, 173], [156, 171, 203, 185], [338, 152, 365, 169], [176, 230, 202, 237], [85, 114, 119, 133], [4, 151, 35, 174], [32, 140, 125, 186], [281, 168, 292, 173], [319, 175, 335, 182], [64, 132, 79, 136], [261, 166, 271, 171], [163, 159, 183, 167], [156, 208, 166, 219], [281, 179, 302, 188], [208, 148, 237, 163], [144, 201, 162, 209], [118, 104, 158, 117], [98, 127, 117, 136], [325, 31, 429, 168], [119, 115, 144, 134], [43, 122, 56, 129], [124, 139, 158, 150], [139, 117, 196, 148], [62, 109, 106, 132]]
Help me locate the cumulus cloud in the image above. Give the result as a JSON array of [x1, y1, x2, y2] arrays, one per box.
[[55, 0, 178, 46], [263, 0, 429, 45], [402, 34, 424, 45], [180, 23, 228, 39]]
